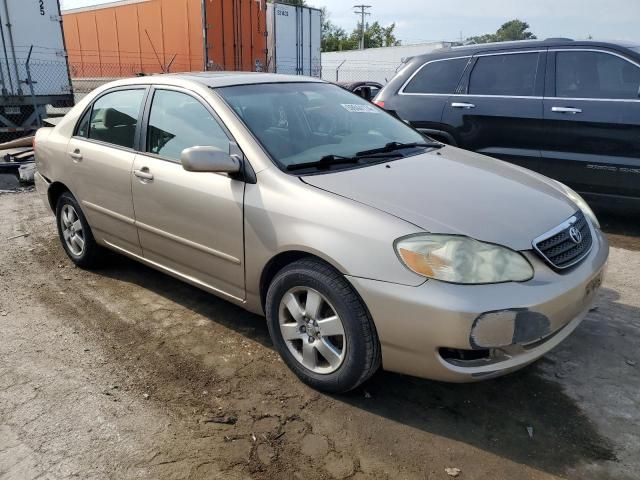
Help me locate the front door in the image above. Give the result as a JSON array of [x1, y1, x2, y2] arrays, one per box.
[[131, 87, 245, 301], [66, 87, 147, 255], [542, 49, 640, 201], [441, 50, 546, 172]]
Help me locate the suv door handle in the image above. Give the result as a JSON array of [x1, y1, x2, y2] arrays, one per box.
[[451, 102, 476, 109], [551, 106, 582, 114], [133, 168, 154, 181], [69, 149, 82, 161]]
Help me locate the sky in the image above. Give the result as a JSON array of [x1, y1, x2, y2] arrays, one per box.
[[61, 0, 640, 45]]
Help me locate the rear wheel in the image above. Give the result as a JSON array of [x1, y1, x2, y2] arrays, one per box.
[[55, 192, 103, 268], [265, 258, 381, 393]]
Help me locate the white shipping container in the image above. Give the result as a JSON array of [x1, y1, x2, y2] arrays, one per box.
[[266, 3, 322, 77], [0, 0, 72, 100]]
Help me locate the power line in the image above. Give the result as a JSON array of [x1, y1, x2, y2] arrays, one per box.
[[353, 5, 371, 50]]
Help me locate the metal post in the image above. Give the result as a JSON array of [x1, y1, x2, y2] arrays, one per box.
[[2, 0, 22, 94], [336, 60, 346, 82], [23, 46, 41, 128], [0, 10, 12, 95]]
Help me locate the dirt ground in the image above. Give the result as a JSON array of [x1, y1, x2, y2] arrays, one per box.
[[0, 190, 638, 480]]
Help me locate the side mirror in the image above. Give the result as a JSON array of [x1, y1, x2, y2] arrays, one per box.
[[180, 146, 241, 174]]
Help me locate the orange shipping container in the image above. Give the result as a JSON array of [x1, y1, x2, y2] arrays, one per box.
[[63, 0, 267, 77]]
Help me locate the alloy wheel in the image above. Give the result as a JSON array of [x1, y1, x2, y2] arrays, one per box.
[[60, 204, 85, 256], [278, 287, 347, 374]]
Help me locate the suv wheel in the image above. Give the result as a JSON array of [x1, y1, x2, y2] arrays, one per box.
[[55, 192, 103, 268], [265, 258, 381, 393]]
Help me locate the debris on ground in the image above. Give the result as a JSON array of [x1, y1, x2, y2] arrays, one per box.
[[203, 415, 238, 425], [6, 232, 29, 241], [18, 163, 36, 183], [527, 426, 534, 439], [626, 359, 637, 367], [445, 467, 461, 477]]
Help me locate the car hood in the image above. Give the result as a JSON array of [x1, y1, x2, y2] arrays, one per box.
[[301, 146, 578, 251]]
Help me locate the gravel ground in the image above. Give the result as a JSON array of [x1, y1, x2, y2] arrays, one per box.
[[0, 190, 638, 480]]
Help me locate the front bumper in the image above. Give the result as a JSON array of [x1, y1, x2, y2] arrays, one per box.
[[347, 228, 609, 382]]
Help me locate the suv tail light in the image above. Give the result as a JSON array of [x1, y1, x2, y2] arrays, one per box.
[[373, 100, 385, 109]]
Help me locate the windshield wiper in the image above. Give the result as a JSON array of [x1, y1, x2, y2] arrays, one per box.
[[286, 148, 420, 173], [356, 141, 442, 157], [286, 154, 361, 172]]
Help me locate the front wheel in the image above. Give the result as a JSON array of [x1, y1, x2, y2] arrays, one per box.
[[265, 258, 381, 393]]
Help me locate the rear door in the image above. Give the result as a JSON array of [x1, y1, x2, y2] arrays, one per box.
[[66, 87, 147, 255], [542, 48, 640, 201], [392, 56, 471, 142], [441, 50, 546, 172]]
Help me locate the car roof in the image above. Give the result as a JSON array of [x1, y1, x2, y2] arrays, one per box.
[[103, 71, 326, 89], [336, 81, 383, 89], [410, 38, 640, 62]]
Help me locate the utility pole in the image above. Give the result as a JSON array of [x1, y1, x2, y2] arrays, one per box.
[[353, 5, 371, 50]]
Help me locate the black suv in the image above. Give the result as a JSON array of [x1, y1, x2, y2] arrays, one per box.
[[374, 39, 640, 208]]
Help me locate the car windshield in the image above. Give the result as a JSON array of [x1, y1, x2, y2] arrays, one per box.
[[215, 82, 429, 172]]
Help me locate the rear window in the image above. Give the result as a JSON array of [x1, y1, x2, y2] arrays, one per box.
[[469, 53, 539, 96], [403, 57, 468, 94], [88, 89, 145, 149]]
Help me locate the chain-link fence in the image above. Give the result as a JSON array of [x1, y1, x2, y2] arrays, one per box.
[[0, 52, 399, 142], [320, 59, 402, 85]]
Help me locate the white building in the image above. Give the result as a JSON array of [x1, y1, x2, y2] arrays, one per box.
[[321, 41, 452, 84]]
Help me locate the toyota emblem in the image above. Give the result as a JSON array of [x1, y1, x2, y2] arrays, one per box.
[[569, 226, 582, 244]]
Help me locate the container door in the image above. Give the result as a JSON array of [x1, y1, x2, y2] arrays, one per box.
[[0, 0, 71, 96], [272, 3, 297, 75], [309, 8, 322, 77]]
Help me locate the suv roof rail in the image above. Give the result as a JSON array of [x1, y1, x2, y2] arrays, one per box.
[[544, 37, 574, 42]]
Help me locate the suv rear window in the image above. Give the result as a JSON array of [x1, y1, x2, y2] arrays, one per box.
[[556, 50, 640, 99], [469, 53, 539, 96], [403, 58, 468, 94]]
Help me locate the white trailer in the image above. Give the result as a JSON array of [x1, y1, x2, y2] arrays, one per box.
[[0, 0, 73, 139], [266, 2, 322, 77]]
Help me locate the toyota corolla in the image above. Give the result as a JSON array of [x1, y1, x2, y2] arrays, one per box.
[[34, 73, 608, 392]]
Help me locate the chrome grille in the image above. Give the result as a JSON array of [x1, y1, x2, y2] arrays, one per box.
[[533, 211, 593, 270]]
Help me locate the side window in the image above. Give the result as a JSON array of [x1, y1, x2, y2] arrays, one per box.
[[556, 51, 640, 99], [88, 89, 145, 148], [146, 89, 230, 161], [469, 53, 539, 96], [75, 108, 91, 138], [403, 57, 468, 94]]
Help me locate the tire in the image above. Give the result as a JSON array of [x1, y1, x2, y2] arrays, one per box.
[[265, 258, 381, 393], [55, 191, 103, 268]]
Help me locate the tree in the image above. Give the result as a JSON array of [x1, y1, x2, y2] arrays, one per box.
[[349, 21, 401, 49], [466, 19, 537, 44], [321, 10, 400, 52]]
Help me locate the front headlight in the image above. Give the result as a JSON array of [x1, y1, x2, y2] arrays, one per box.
[[395, 234, 534, 284], [554, 181, 600, 229]]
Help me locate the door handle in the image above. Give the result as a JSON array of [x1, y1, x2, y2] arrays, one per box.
[[551, 106, 582, 114], [133, 168, 154, 181], [69, 150, 82, 161], [451, 102, 476, 109]]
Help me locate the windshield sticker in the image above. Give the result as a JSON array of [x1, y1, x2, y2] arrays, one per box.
[[340, 103, 380, 114]]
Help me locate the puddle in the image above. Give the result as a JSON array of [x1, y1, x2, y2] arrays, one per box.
[[0, 172, 20, 190]]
